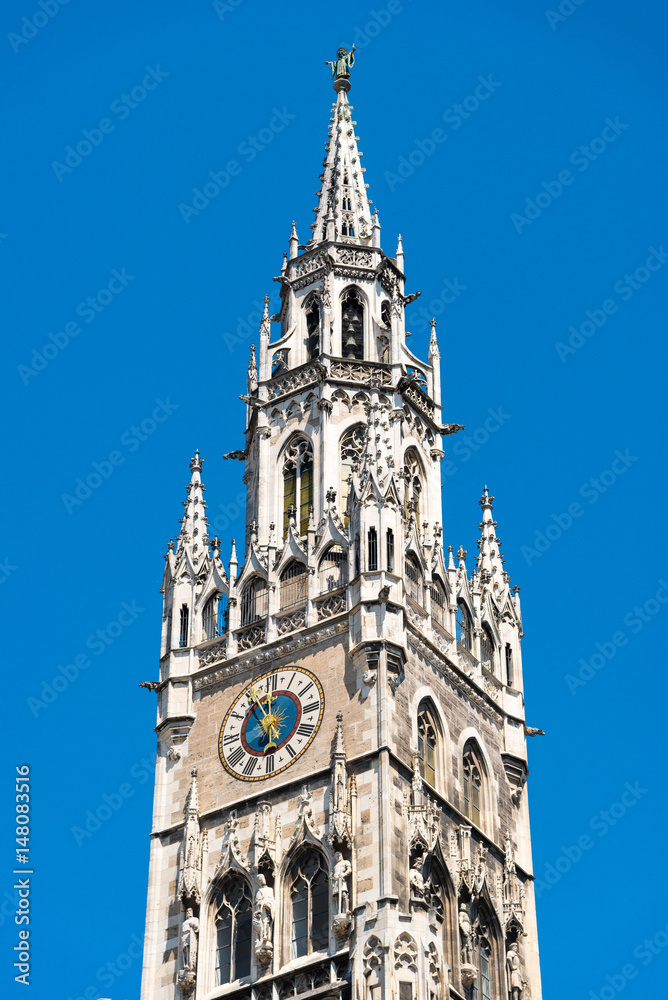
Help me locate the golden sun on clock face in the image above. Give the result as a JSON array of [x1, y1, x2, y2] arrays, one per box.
[[218, 667, 325, 781]]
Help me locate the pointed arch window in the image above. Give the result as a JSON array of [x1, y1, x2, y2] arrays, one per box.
[[404, 449, 423, 523], [405, 555, 423, 606], [202, 592, 228, 640], [340, 425, 365, 526], [179, 604, 189, 648], [289, 851, 329, 959], [283, 438, 313, 537], [240, 577, 268, 626], [386, 528, 395, 573], [417, 700, 438, 787], [319, 545, 347, 592], [456, 602, 472, 651], [214, 876, 253, 985], [368, 527, 378, 571], [480, 626, 495, 672], [341, 288, 364, 360], [480, 941, 492, 1000], [505, 643, 514, 687], [280, 560, 307, 611], [463, 741, 483, 828], [306, 300, 321, 360], [430, 576, 447, 628]]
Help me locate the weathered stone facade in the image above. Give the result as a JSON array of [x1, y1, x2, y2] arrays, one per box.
[[140, 53, 542, 1000]]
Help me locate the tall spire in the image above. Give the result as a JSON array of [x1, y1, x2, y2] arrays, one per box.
[[476, 486, 506, 590], [177, 451, 209, 569], [309, 48, 373, 246]]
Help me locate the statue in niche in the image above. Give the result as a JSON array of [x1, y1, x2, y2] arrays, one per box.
[[458, 903, 472, 963], [409, 854, 425, 901], [180, 908, 200, 971], [326, 45, 356, 80], [253, 874, 275, 942], [506, 941, 524, 999], [332, 851, 352, 914]]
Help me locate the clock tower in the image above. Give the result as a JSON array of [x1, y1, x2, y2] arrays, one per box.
[[140, 50, 543, 1000]]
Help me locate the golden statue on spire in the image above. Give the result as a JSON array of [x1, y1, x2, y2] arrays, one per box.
[[326, 45, 356, 80]]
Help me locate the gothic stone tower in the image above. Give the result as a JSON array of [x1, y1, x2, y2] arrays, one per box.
[[140, 50, 542, 1000]]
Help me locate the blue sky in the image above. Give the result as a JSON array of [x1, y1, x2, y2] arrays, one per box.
[[2, 1, 667, 997]]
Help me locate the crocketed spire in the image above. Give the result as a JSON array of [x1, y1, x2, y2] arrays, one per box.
[[309, 50, 374, 246], [177, 451, 209, 569], [476, 486, 506, 589]]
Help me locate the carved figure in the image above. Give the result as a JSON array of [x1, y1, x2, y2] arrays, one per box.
[[409, 855, 425, 899], [180, 908, 199, 971], [332, 851, 352, 914], [253, 874, 275, 941], [326, 45, 355, 80], [506, 942, 523, 999], [459, 903, 472, 963]]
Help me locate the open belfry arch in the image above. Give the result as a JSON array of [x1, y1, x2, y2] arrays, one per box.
[[140, 46, 542, 1000]]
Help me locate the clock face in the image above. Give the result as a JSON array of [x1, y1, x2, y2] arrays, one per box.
[[218, 666, 325, 781]]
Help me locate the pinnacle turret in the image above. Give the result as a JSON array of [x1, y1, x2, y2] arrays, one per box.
[[177, 451, 210, 570], [476, 486, 506, 591]]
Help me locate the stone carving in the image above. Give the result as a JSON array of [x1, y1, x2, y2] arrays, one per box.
[[337, 247, 372, 266], [328, 711, 353, 847], [199, 640, 227, 666], [393, 932, 418, 973], [277, 608, 306, 635], [502, 833, 526, 932], [178, 769, 202, 904], [316, 592, 346, 619], [363, 935, 385, 976], [506, 941, 524, 999], [269, 362, 324, 400], [237, 624, 266, 651], [325, 45, 355, 80], [193, 621, 348, 692], [409, 854, 425, 902], [180, 908, 199, 970], [292, 250, 329, 278], [219, 810, 250, 872], [330, 359, 392, 387], [253, 874, 275, 966], [332, 851, 352, 914], [296, 785, 321, 839]]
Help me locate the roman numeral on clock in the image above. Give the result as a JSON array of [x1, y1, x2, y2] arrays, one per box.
[[265, 754, 275, 774], [228, 746, 245, 767], [223, 732, 240, 745], [267, 673, 278, 692], [302, 701, 320, 715], [299, 680, 315, 697], [285, 744, 297, 758], [297, 723, 315, 737], [243, 756, 258, 776]]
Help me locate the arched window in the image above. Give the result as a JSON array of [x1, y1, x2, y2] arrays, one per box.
[[214, 876, 253, 985], [280, 561, 307, 611], [340, 425, 365, 526], [417, 700, 438, 786], [179, 604, 189, 648], [430, 576, 447, 628], [283, 438, 313, 537], [240, 577, 268, 626], [368, 527, 378, 571], [480, 941, 492, 1000], [456, 602, 472, 651], [341, 288, 364, 360], [306, 300, 320, 360], [405, 555, 423, 605], [386, 528, 395, 573], [463, 741, 483, 828], [403, 449, 423, 523], [505, 643, 514, 687], [202, 592, 228, 640], [289, 851, 329, 959], [480, 626, 494, 672], [319, 545, 347, 592]]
